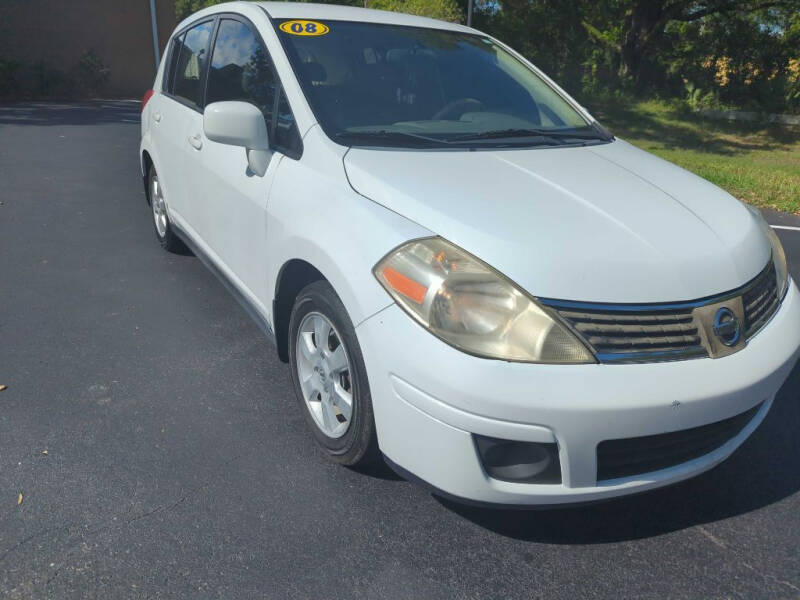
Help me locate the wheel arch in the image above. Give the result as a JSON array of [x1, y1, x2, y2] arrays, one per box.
[[273, 259, 328, 362], [141, 150, 154, 205]]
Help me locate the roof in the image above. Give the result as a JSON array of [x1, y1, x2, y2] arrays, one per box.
[[255, 2, 474, 33]]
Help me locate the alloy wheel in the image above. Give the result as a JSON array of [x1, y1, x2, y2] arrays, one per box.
[[151, 173, 168, 238], [295, 312, 354, 438]]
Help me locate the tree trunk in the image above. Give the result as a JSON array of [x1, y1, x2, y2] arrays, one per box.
[[620, 1, 670, 83]]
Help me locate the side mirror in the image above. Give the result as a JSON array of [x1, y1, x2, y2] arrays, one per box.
[[203, 101, 271, 176]]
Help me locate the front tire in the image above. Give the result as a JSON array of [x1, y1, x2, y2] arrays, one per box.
[[288, 281, 379, 466], [147, 165, 185, 253]]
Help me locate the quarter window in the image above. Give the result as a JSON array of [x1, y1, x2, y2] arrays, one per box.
[[172, 20, 214, 107], [275, 89, 301, 156], [164, 32, 185, 94]]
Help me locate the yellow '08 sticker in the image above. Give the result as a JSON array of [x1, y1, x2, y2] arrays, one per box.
[[279, 20, 330, 36]]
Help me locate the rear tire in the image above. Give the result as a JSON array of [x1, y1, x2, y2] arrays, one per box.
[[288, 280, 379, 466], [147, 165, 186, 253]]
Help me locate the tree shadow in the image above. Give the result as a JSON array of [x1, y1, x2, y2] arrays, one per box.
[[590, 101, 800, 156], [434, 358, 800, 544], [0, 100, 141, 126]]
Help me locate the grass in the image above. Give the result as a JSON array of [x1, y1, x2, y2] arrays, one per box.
[[588, 99, 800, 214]]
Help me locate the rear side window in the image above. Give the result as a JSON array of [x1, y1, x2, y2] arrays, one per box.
[[206, 18, 302, 158], [172, 20, 214, 108]]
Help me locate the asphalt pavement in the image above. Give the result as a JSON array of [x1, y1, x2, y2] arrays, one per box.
[[1, 101, 799, 599]]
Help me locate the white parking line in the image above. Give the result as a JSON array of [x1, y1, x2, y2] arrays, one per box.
[[771, 225, 800, 231]]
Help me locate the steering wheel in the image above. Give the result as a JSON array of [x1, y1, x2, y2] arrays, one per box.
[[432, 98, 485, 121]]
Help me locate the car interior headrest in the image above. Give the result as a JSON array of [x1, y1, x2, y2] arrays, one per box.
[[302, 61, 327, 84]]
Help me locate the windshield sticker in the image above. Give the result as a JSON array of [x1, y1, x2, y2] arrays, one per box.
[[279, 20, 330, 36]]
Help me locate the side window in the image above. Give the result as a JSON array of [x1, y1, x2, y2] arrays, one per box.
[[207, 18, 301, 157], [164, 32, 185, 94], [173, 20, 214, 107], [207, 20, 277, 128]]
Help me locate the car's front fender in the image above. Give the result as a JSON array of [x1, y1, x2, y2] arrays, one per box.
[[265, 128, 432, 330]]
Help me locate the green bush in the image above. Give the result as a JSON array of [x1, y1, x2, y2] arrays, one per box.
[[0, 58, 21, 98], [0, 50, 110, 100], [76, 50, 110, 96]]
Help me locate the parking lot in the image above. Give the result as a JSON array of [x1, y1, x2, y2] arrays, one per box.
[[1, 101, 799, 599]]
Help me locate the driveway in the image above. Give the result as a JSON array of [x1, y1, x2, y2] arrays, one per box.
[[1, 101, 799, 599]]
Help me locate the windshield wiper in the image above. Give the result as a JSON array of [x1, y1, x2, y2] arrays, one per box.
[[333, 130, 448, 147], [448, 128, 607, 143], [333, 127, 610, 148]]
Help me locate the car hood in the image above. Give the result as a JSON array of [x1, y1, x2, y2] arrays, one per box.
[[343, 139, 770, 303]]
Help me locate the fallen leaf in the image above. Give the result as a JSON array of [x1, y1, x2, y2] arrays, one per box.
[[0, 385, 7, 392], [17, 493, 23, 506]]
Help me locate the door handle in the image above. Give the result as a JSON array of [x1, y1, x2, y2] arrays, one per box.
[[188, 133, 203, 150], [153, 111, 161, 123]]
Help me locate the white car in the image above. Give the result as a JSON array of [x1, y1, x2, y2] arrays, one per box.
[[140, 1, 800, 506]]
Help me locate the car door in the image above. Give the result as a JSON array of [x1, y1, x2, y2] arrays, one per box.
[[147, 31, 190, 218], [160, 18, 215, 236], [188, 16, 303, 310], [148, 31, 186, 207]]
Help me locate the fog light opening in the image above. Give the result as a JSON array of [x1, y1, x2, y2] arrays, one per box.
[[474, 436, 561, 484]]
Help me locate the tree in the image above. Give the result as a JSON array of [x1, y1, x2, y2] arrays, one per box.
[[367, 0, 462, 22], [175, 0, 462, 21], [173, 0, 800, 112], [476, 0, 593, 94], [584, 0, 800, 85], [176, 0, 362, 20]]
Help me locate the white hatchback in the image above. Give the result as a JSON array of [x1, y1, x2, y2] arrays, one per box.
[[140, 1, 800, 506]]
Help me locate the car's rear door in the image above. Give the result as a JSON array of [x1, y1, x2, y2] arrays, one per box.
[[156, 18, 215, 236], [189, 15, 303, 309], [147, 31, 188, 218]]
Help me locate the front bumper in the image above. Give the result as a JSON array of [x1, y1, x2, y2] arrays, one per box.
[[356, 281, 800, 505]]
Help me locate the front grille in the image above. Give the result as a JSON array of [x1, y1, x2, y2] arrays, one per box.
[[742, 261, 779, 337], [596, 403, 762, 481], [554, 307, 705, 362], [541, 260, 781, 364]]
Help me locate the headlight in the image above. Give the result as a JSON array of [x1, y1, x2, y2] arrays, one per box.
[[748, 205, 789, 300], [373, 237, 594, 363]]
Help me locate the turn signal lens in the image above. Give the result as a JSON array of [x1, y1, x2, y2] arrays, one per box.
[[373, 238, 594, 363], [381, 266, 427, 304]]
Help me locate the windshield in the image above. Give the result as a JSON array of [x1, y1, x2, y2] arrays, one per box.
[[276, 20, 611, 149]]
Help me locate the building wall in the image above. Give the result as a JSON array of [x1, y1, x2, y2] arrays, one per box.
[[0, 0, 177, 97]]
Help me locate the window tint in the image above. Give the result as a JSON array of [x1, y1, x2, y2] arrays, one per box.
[[164, 32, 185, 94], [173, 20, 214, 107], [207, 19, 301, 156]]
